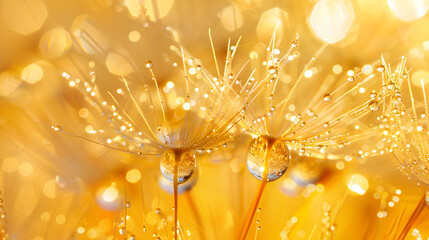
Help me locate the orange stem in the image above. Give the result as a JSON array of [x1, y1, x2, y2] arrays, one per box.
[[173, 152, 179, 240], [238, 181, 267, 240]]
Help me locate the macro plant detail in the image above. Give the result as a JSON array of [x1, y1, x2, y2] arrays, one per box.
[[54, 29, 267, 239], [3, 0, 429, 240], [236, 35, 407, 238], [382, 56, 429, 239]]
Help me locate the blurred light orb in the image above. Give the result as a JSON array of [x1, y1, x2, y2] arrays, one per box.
[[2, 157, 19, 173], [102, 186, 118, 202], [411, 70, 429, 86], [56, 214, 66, 224], [106, 52, 134, 76], [247, 136, 290, 181], [128, 30, 141, 42], [256, 8, 289, 45], [336, 161, 345, 170], [219, 6, 244, 32], [182, 102, 191, 110], [160, 149, 196, 184], [41, 212, 51, 222], [146, 0, 174, 21], [347, 174, 369, 195], [39, 27, 72, 58], [96, 183, 120, 211], [126, 169, 141, 183], [387, 0, 429, 22], [2, 0, 47, 35], [279, 177, 301, 196], [124, 0, 142, 17], [21, 63, 43, 84], [77, 227, 85, 234], [87, 228, 102, 239], [289, 158, 321, 186], [19, 162, 34, 176], [309, 0, 355, 43], [362, 64, 373, 75], [333, 64, 343, 74], [43, 179, 58, 199]]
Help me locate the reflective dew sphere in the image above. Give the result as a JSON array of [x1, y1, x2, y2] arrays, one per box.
[[247, 136, 290, 181], [160, 149, 196, 184]]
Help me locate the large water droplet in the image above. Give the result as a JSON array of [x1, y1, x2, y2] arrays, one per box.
[[160, 149, 196, 184], [247, 136, 290, 181]]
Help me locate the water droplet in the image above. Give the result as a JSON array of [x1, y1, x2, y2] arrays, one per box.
[[160, 149, 196, 184], [145, 61, 153, 68], [393, 95, 402, 104], [246, 136, 290, 181], [52, 125, 62, 131], [369, 101, 380, 111], [370, 91, 377, 99], [126, 201, 131, 208], [268, 66, 277, 76], [347, 76, 354, 82], [323, 93, 332, 102], [291, 39, 298, 47], [377, 65, 385, 72]]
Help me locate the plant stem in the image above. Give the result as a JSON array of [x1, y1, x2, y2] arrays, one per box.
[[239, 181, 267, 240]]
